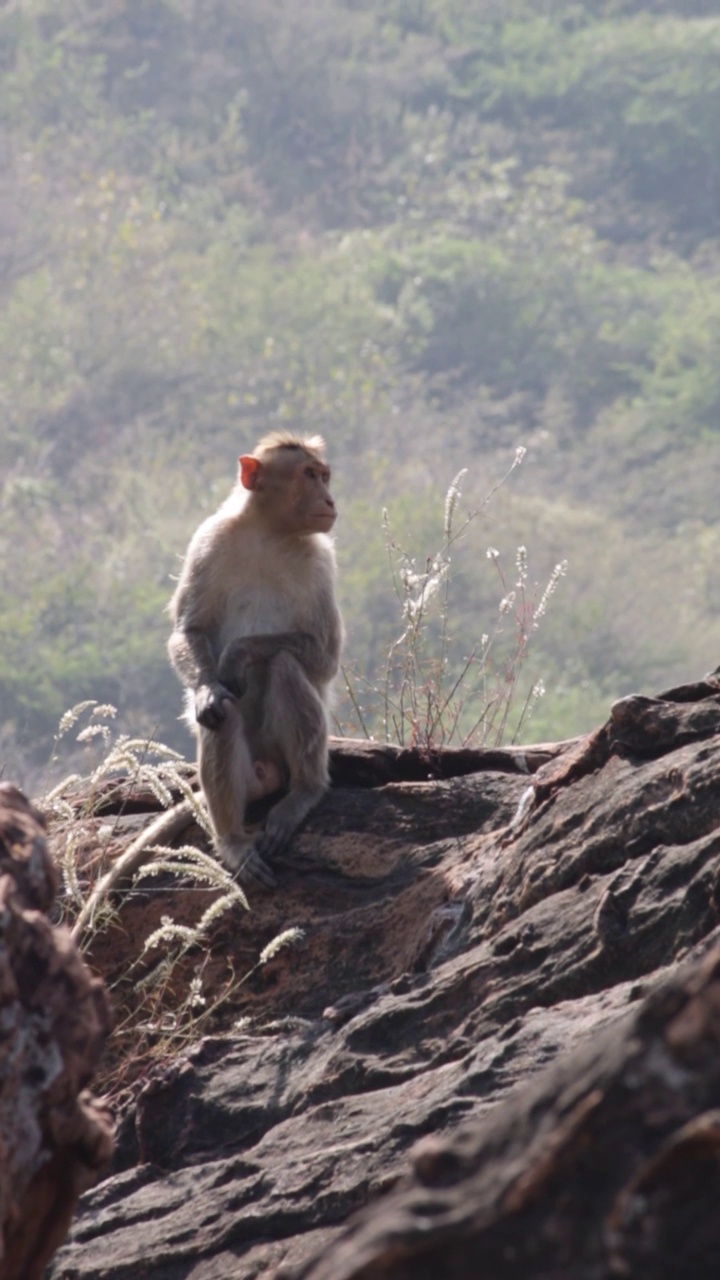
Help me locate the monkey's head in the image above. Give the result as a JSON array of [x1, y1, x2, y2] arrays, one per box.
[[239, 433, 337, 536]]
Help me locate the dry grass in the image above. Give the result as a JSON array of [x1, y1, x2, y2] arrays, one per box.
[[342, 448, 567, 750]]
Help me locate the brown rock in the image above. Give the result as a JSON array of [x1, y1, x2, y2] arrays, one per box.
[[0, 783, 113, 1280], [44, 677, 720, 1279], [298, 948, 720, 1280]]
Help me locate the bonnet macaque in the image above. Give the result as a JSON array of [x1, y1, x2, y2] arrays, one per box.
[[167, 431, 343, 887]]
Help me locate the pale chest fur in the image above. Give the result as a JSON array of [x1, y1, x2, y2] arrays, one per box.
[[212, 527, 334, 651]]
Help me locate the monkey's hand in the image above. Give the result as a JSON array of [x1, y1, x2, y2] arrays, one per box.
[[194, 681, 235, 730]]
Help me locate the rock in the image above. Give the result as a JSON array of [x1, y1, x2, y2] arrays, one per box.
[[326, 736, 573, 787], [45, 676, 720, 1279], [0, 783, 113, 1280], [299, 947, 720, 1280]]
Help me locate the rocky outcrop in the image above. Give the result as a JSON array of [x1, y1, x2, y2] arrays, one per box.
[[46, 676, 720, 1279], [300, 946, 720, 1280], [0, 783, 113, 1280]]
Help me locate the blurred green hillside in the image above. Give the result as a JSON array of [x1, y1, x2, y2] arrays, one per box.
[[2, 0, 720, 777]]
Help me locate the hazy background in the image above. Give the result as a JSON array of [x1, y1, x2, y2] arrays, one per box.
[[2, 0, 720, 781]]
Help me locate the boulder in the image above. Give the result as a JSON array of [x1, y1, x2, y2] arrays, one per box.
[[0, 783, 112, 1280], [45, 676, 720, 1278]]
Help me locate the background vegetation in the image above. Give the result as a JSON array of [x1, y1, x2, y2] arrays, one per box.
[[3, 0, 720, 778]]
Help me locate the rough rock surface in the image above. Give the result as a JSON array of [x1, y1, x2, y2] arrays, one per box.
[[0, 782, 113, 1280], [46, 676, 720, 1279]]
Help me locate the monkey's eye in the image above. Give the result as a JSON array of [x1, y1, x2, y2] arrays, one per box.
[[304, 466, 318, 481]]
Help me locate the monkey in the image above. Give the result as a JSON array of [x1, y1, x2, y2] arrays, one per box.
[[69, 433, 340, 943], [167, 431, 343, 889]]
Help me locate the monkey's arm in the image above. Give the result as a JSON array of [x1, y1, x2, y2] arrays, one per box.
[[220, 576, 343, 687], [219, 626, 341, 688], [168, 525, 242, 729], [168, 624, 234, 730], [168, 537, 220, 689], [168, 623, 217, 688]]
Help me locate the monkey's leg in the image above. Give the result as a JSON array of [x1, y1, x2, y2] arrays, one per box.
[[254, 651, 329, 862], [197, 706, 277, 889]]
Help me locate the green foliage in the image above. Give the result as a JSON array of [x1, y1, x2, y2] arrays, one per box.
[[635, 257, 720, 433], [438, 13, 720, 232], [1, 0, 720, 767]]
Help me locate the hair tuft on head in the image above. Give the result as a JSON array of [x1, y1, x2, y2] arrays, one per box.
[[254, 431, 327, 461]]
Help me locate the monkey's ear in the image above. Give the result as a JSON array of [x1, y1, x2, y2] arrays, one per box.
[[239, 455, 262, 490]]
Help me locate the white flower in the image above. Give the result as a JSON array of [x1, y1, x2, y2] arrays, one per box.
[[533, 560, 568, 624], [443, 469, 467, 538], [515, 545, 528, 582]]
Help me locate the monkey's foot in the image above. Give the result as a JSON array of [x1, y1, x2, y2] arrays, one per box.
[[217, 837, 278, 890]]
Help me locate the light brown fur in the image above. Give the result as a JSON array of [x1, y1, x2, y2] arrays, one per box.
[[167, 434, 343, 887]]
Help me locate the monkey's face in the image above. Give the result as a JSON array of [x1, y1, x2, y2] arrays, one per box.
[[243, 447, 338, 536], [289, 458, 337, 534]]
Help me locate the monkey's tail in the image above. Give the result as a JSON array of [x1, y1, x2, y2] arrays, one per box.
[[70, 800, 195, 945]]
